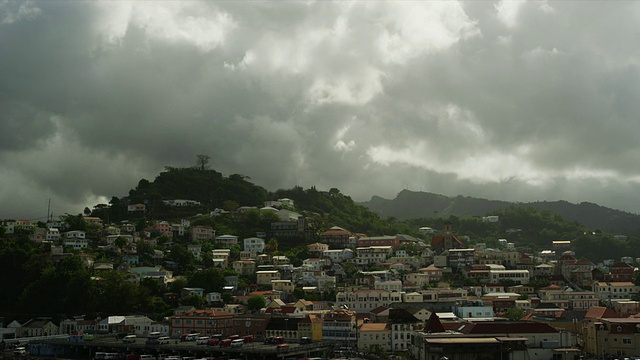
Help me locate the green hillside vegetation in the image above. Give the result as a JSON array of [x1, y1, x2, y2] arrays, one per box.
[[3, 163, 639, 321], [362, 189, 640, 234]]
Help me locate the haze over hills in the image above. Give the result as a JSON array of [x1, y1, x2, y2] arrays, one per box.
[[360, 189, 640, 235]]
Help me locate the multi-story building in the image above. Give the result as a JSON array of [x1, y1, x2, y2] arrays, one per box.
[[374, 280, 403, 292], [271, 211, 307, 238], [272, 280, 295, 296], [335, 289, 403, 313], [355, 246, 393, 266], [417, 265, 443, 283], [243, 237, 265, 253], [215, 234, 239, 247], [488, 269, 531, 285], [320, 226, 354, 249], [211, 249, 230, 268], [358, 323, 391, 352], [169, 310, 233, 337], [388, 308, 423, 352], [605, 262, 635, 282], [583, 317, 640, 359], [302, 258, 327, 271], [64, 238, 89, 250], [64, 230, 86, 239], [594, 281, 640, 300], [145, 221, 173, 237], [307, 242, 330, 255], [232, 260, 256, 276], [404, 272, 431, 289], [452, 300, 495, 319], [357, 236, 400, 249], [322, 309, 357, 345], [322, 248, 354, 263], [298, 314, 323, 342], [538, 285, 599, 310], [257, 270, 281, 286], [190, 225, 215, 241], [447, 248, 476, 269], [45, 228, 61, 241], [230, 315, 268, 339]]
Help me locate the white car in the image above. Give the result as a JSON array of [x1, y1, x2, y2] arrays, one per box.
[[195, 336, 210, 345], [14, 347, 27, 356]]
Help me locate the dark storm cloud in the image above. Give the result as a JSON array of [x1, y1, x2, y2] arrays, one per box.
[[2, 0, 640, 219]]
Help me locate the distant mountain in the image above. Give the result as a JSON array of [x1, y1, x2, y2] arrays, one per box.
[[360, 189, 640, 234]]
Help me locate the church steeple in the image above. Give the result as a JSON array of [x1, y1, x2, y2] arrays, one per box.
[[443, 221, 453, 251]]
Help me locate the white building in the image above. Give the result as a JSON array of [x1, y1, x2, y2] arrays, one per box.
[[355, 246, 393, 266], [243, 237, 265, 253], [335, 289, 403, 313], [594, 281, 640, 300], [374, 280, 403, 292], [64, 238, 89, 250], [322, 248, 354, 263], [65, 230, 86, 239], [488, 270, 530, 285]]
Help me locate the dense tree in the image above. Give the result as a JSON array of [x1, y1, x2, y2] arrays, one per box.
[[265, 238, 279, 254], [180, 295, 205, 308], [247, 295, 266, 312], [168, 244, 196, 272], [62, 213, 87, 231], [187, 268, 226, 293], [505, 306, 525, 321]]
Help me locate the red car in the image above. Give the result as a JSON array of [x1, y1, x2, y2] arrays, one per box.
[[219, 339, 232, 347], [206, 338, 220, 346]]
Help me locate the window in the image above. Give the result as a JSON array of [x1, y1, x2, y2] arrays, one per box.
[[623, 338, 632, 345]]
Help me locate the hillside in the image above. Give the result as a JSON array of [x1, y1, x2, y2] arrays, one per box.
[[360, 190, 640, 234]]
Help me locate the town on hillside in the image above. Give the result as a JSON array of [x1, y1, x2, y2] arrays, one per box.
[[2, 197, 640, 360]]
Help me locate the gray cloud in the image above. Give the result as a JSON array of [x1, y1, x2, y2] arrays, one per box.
[[2, 0, 640, 220]]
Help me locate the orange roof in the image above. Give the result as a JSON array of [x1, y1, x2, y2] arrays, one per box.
[[585, 306, 623, 319], [359, 323, 388, 331]]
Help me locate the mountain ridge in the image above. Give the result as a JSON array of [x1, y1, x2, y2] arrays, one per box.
[[360, 189, 640, 235]]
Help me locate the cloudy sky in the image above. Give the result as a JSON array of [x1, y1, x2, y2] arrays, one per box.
[[2, 0, 640, 220]]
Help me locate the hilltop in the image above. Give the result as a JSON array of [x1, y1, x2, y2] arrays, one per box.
[[360, 189, 640, 235]]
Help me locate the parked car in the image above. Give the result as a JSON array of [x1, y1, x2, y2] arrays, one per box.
[[230, 339, 243, 348], [263, 336, 284, 344], [181, 333, 200, 342], [219, 339, 232, 347], [299, 336, 312, 344], [123, 335, 137, 343], [195, 336, 210, 345], [276, 344, 289, 351], [14, 347, 27, 356], [206, 338, 220, 347], [242, 335, 253, 343], [115, 332, 130, 340]]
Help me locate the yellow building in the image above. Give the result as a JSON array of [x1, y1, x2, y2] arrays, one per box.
[[298, 314, 323, 342]]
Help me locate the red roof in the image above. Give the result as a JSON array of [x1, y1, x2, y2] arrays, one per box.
[[457, 321, 558, 334], [431, 235, 465, 249], [322, 228, 350, 236], [585, 306, 623, 319], [183, 309, 233, 317]]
